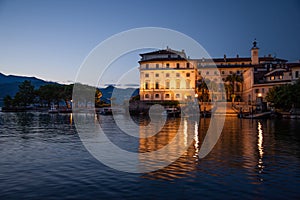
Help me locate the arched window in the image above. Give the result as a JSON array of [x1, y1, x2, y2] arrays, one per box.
[[145, 82, 149, 89], [155, 82, 159, 89], [186, 79, 190, 89], [145, 94, 150, 99], [155, 94, 160, 99], [176, 80, 180, 89], [165, 80, 170, 89]]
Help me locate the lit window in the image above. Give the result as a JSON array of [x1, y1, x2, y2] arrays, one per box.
[[186, 79, 190, 89], [176, 80, 180, 89], [165, 81, 170, 89]]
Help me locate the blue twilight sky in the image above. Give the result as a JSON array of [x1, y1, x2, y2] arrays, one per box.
[[0, 0, 299, 86]]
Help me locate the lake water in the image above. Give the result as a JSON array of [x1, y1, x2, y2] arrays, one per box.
[[0, 112, 299, 199]]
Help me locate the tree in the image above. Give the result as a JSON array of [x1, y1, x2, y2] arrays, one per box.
[[95, 88, 103, 107], [16, 80, 35, 106], [225, 73, 243, 101], [266, 80, 300, 110], [3, 95, 13, 108], [197, 78, 209, 102]]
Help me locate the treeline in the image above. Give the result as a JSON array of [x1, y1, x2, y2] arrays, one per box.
[[3, 80, 103, 109], [266, 80, 300, 110]]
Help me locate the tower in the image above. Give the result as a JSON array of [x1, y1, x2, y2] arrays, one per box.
[[251, 39, 259, 65]]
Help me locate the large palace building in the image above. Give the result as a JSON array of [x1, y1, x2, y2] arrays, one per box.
[[139, 41, 300, 104]]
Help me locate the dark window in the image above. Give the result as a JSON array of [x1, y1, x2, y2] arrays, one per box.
[[165, 94, 170, 98], [166, 73, 170, 77], [187, 63, 190, 68], [155, 94, 160, 98], [145, 73, 149, 77], [146, 64, 149, 69], [296, 71, 299, 78], [155, 73, 159, 77], [221, 71, 225, 75], [166, 63, 170, 68], [176, 63, 180, 68], [145, 82, 149, 89], [255, 89, 259, 93], [145, 94, 149, 98], [186, 73, 190, 77], [156, 64, 159, 69], [155, 82, 159, 89]]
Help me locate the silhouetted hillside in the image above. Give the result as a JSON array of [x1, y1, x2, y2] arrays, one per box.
[[0, 73, 57, 106]]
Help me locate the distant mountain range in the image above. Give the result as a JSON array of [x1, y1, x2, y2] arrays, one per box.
[[0, 72, 139, 106], [0, 73, 57, 106]]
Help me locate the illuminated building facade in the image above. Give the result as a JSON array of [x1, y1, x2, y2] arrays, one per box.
[[139, 41, 300, 104]]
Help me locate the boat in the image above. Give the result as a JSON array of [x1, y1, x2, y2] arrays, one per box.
[[100, 107, 113, 115], [48, 105, 59, 114], [162, 107, 181, 117]]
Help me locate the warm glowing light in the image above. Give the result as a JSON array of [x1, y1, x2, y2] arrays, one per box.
[[257, 121, 264, 175], [183, 119, 188, 147], [194, 122, 199, 155], [257, 121, 263, 158], [69, 113, 73, 125], [195, 93, 198, 98], [257, 93, 262, 97]]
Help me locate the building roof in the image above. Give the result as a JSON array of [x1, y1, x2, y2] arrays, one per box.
[[139, 48, 186, 57], [264, 68, 287, 77], [195, 56, 287, 63]]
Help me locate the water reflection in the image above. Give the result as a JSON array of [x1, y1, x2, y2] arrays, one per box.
[[139, 118, 198, 180], [139, 117, 275, 181], [257, 121, 264, 180]]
